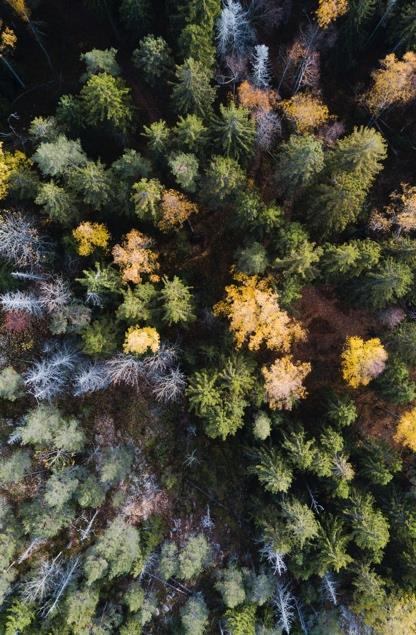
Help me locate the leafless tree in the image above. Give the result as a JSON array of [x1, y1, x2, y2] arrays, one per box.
[[38, 277, 71, 313], [105, 354, 145, 389], [0, 211, 49, 268], [273, 582, 295, 634], [0, 291, 43, 316], [25, 346, 78, 400], [73, 362, 110, 396], [152, 367, 186, 403]]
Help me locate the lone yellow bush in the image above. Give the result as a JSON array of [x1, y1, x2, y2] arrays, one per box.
[[341, 336, 387, 388], [73, 222, 110, 256], [123, 326, 160, 355]]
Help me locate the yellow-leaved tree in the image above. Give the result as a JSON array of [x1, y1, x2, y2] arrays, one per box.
[[395, 407, 416, 452], [316, 0, 349, 28], [73, 222, 110, 256], [341, 336, 387, 388], [262, 356, 311, 410], [363, 52, 416, 117], [213, 273, 306, 352], [280, 93, 330, 133], [123, 326, 160, 355], [0, 143, 10, 200], [112, 229, 159, 284]]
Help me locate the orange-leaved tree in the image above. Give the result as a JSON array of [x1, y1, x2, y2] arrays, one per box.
[[341, 336, 387, 389], [262, 356, 311, 410], [213, 273, 306, 352], [316, 0, 349, 28], [159, 189, 198, 232], [112, 229, 159, 284], [280, 93, 330, 133]]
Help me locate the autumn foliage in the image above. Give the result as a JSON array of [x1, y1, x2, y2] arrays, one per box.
[[112, 229, 159, 284], [262, 356, 311, 410], [341, 336, 388, 389], [123, 326, 160, 355], [316, 0, 349, 28], [280, 93, 330, 133], [363, 52, 416, 117], [159, 189, 198, 231], [213, 273, 306, 352], [237, 80, 279, 114], [73, 222, 110, 256]]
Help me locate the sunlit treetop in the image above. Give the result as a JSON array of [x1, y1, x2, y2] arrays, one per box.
[[316, 0, 349, 28], [73, 222, 110, 257], [280, 93, 330, 133], [262, 355, 311, 410], [123, 325, 160, 355], [363, 52, 416, 117], [341, 336, 388, 389], [112, 229, 159, 284]]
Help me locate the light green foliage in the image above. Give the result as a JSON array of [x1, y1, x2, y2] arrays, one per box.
[[172, 58, 217, 117], [124, 582, 144, 613], [282, 428, 317, 471], [142, 120, 171, 156], [18, 405, 85, 452], [33, 135, 87, 177], [132, 177, 163, 222], [80, 73, 134, 132], [187, 355, 257, 439], [233, 189, 282, 235], [0, 449, 31, 485], [248, 447, 293, 494], [44, 467, 80, 509], [346, 492, 390, 562], [216, 565, 246, 608], [246, 571, 274, 605], [315, 515, 353, 574], [116, 283, 157, 323], [0, 366, 23, 400], [29, 115, 60, 143], [4, 600, 35, 635], [99, 445, 134, 485], [353, 258, 413, 309], [276, 134, 324, 197], [35, 181, 77, 223], [225, 604, 256, 635], [280, 498, 319, 549], [77, 473, 106, 508], [252, 411, 271, 440], [84, 517, 141, 583], [159, 541, 179, 580], [178, 533, 212, 580], [132, 36, 172, 86], [321, 239, 381, 280], [374, 355, 416, 404], [174, 114, 208, 153], [160, 276, 195, 325], [326, 392, 358, 428], [204, 155, 246, 205], [55, 94, 84, 132], [212, 103, 256, 161], [327, 126, 387, 187], [237, 242, 269, 275], [68, 160, 112, 209], [65, 587, 99, 635], [82, 318, 119, 356], [81, 48, 121, 80], [274, 239, 322, 280], [351, 563, 386, 624], [21, 500, 76, 539], [119, 0, 153, 34], [180, 594, 209, 635], [168, 152, 199, 192]]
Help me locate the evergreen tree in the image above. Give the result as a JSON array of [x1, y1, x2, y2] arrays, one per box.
[[215, 565, 246, 608], [160, 276, 196, 325], [203, 155, 246, 205], [248, 446, 293, 493], [181, 594, 209, 635], [346, 492, 390, 562], [35, 181, 77, 224], [132, 35, 173, 86], [172, 58, 217, 117], [276, 134, 324, 198], [327, 126, 387, 187], [33, 135, 87, 177], [353, 258, 413, 309], [68, 161, 112, 209], [374, 356, 416, 405], [174, 114, 209, 153], [80, 73, 134, 132], [211, 103, 256, 160]]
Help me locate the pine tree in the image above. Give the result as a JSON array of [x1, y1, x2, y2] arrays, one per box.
[[80, 47, 121, 79], [211, 103, 256, 160], [68, 161, 112, 210], [33, 135, 87, 177], [160, 276, 196, 325], [353, 258, 413, 309], [35, 181, 77, 224], [275, 134, 324, 198], [248, 446, 293, 493], [132, 35, 173, 86], [215, 565, 246, 608], [315, 515, 353, 575], [172, 58, 217, 117], [346, 492, 390, 562], [181, 594, 209, 635], [80, 73, 134, 131]]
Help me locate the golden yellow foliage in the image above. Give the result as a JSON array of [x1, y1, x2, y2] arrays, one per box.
[[280, 93, 330, 133], [262, 356, 311, 410], [213, 273, 306, 352], [395, 407, 416, 451], [341, 336, 387, 389], [158, 190, 198, 232], [0, 26, 17, 52], [316, 0, 349, 28], [123, 326, 160, 355], [363, 52, 416, 116], [0, 143, 10, 200], [112, 229, 159, 284], [5, 0, 30, 21], [73, 222, 110, 257], [237, 80, 279, 113]]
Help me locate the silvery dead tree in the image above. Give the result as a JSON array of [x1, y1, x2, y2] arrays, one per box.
[[259, 541, 287, 576], [38, 277, 72, 313], [251, 44, 271, 88], [17, 538, 47, 565], [217, 0, 255, 59], [25, 346, 78, 400], [273, 582, 295, 634], [294, 598, 308, 635], [322, 572, 338, 605], [0, 291, 43, 316], [105, 354, 145, 389], [152, 367, 186, 403], [19, 554, 63, 605], [201, 506, 215, 531], [339, 605, 373, 635], [143, 343, 179, 378], [0, 211, 49, 268], [255, 111, 282, 151], [73, 362, 110, 397]]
